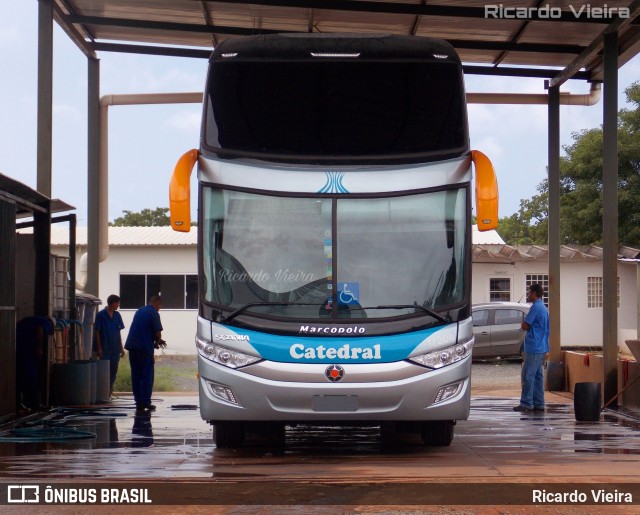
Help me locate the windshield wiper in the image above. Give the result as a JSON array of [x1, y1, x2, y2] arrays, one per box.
[[357, 304, 450, 323], [221, 301, 324, 324]]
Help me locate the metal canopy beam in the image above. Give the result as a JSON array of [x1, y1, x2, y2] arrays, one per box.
[[66, 14, 587, 55], [53, 3, 96, 58], [92, 43, 212, 59], [549, 0, 640, 87], [37, 0, 53, 198], [187, 0, 609, 23], [91, 41, 592, 79], [602, 31, 619, 407], [547, 85, 561, 368]]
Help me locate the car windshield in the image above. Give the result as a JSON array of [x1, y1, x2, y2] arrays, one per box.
[[202, 187, 467, 321]]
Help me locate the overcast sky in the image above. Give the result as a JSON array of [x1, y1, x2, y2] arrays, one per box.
[[1, 2, 639, 225]]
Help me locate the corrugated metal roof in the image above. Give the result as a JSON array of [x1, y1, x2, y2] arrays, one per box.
[[47, 226, 198, 246], [52, 0, 640, 81], [44, 225, 501, 246], [473, 243, 640, 263], [472, 226, 504, 245]]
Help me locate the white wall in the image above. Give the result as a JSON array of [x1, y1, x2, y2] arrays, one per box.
[[473, 260, 638, 351], [100, 246, 198, 355]]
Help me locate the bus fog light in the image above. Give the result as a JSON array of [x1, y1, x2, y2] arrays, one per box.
[[207, 380, 239, 405], [434, 381, 463, 404]]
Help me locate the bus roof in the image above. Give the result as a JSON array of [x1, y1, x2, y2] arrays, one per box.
[[211, 34, 460, 63]]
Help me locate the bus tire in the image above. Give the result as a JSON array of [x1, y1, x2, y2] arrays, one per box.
[[213, 421, 245, 449], [421, 420, 455, 446]]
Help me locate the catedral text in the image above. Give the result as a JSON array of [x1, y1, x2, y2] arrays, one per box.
[[290, 343, 381, 360]]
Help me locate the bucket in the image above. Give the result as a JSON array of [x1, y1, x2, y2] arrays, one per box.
[[96, 360, 111, 403], [574, 382, 601, 421], [52, 363, 91, 406], [70, 360, 97, 404]]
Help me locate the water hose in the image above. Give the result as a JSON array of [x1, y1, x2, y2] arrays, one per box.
[[0, 425, 96, 442]]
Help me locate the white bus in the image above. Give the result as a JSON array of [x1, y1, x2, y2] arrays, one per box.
[[170, 34, 498, 448]]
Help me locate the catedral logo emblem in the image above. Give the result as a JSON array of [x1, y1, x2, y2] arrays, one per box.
[[299, 325, 366, 335], [325, 365, 345, 382]]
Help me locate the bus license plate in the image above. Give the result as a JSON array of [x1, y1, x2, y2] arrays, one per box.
[[312, 395, 358, 412]]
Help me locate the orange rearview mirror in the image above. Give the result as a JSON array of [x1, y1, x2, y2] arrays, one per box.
[[472, 150, 499, 232], [169, 149, 198, 232]]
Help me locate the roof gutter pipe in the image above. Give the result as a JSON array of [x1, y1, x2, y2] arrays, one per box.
[[78, 93, 203, 290], [466, 82, 601, 105], [96, 92, 203, 263]]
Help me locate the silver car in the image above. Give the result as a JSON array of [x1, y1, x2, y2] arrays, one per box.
[[471, 302, 530, 359]]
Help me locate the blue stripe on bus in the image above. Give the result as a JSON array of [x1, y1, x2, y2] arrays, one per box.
[[218, 324, 447, 364]]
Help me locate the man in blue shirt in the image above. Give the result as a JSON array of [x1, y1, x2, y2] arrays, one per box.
[[514, 283, 550, 412], [95, 294, 125, 398], [125, 296, 164, 412]]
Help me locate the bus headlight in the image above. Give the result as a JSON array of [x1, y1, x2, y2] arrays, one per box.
[[196, 336, 262, 369], [408, 339, 473, 369]]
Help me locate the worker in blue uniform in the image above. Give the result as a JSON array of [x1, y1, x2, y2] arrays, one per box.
[[95, 294, 125, 398], [124, 296, 165, 411], [514, 283, 550, 412]]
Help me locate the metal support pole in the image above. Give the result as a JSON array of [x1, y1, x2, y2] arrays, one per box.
[[87, 57, 100, 296], [37, 0, 53, 197], [547, 85, 561, 364], [0, 198, 17, 415], [602, 31, 619, 408], [637, 262, 640, 338]]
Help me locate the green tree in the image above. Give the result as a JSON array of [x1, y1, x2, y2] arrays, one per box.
[[560, 82, 640, 246], [498, 82, 640, 246], [498, 181, 548, 245], [110, 207, 171, 226]]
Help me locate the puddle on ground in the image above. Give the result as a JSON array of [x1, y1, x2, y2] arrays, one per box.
[[1, 396, 639, 478]]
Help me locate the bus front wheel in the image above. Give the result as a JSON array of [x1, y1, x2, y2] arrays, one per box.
[[213, 421, 245, 449], [421, 420, 455, 446]]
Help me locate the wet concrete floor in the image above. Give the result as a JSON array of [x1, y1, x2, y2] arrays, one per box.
[[1, 390, 639, 485]]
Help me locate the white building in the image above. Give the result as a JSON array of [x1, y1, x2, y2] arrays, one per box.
[[472, 244, 640, 354], [49, 226, 639, 354]]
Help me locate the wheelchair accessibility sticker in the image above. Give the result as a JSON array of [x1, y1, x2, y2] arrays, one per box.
[[338, 282, 360, 305]]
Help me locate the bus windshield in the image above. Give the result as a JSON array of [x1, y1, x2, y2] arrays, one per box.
[[203, 60, 466, 161], [202, 187, 467, 321]]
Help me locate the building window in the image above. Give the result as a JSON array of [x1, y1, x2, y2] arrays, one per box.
[[119, 274, 198, 309], [525, 274, 549, 306], [587, 277, 620, 308], [489, 278, 511, 302]]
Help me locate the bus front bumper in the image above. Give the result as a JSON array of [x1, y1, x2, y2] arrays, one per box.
[[197, 356, 471, 423]]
